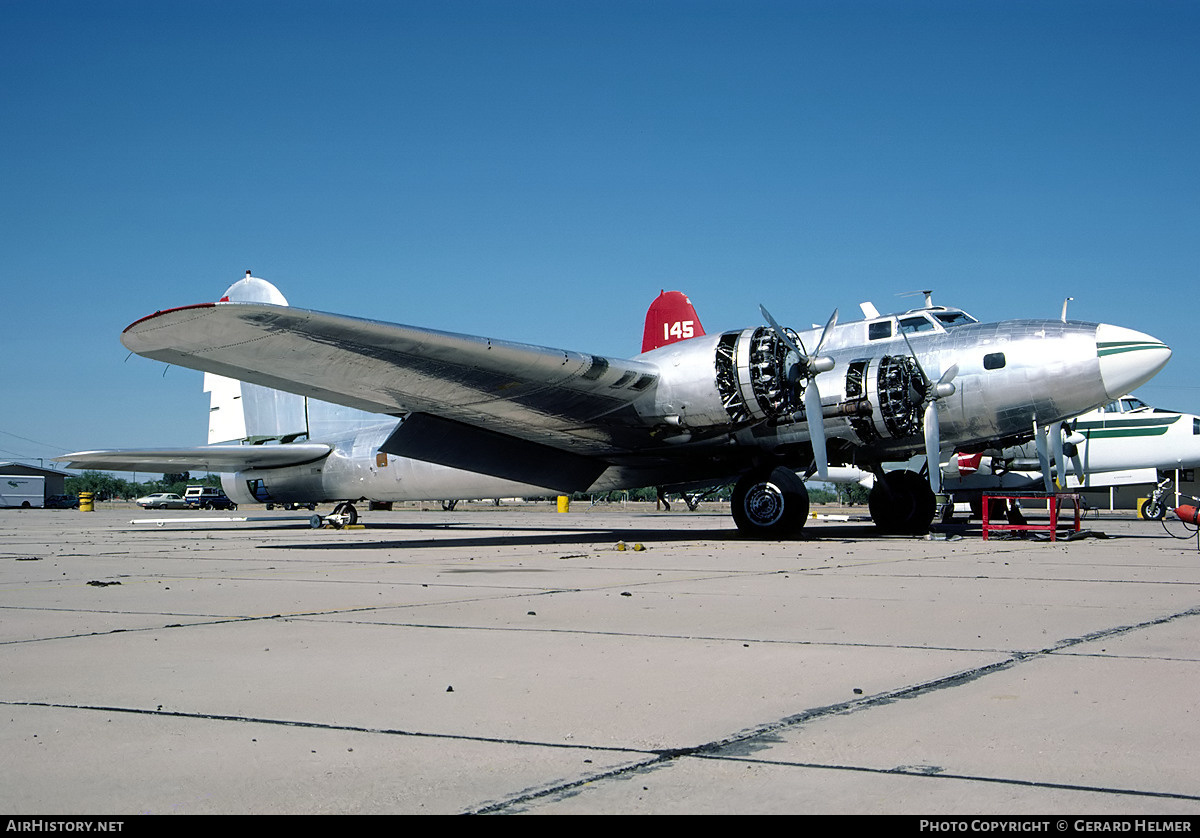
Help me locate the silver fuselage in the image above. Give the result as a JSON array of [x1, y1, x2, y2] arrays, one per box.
[[222, 306, 1170, 507]]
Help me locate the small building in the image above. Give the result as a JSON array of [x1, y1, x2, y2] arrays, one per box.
[[0, 463, 68, 507]]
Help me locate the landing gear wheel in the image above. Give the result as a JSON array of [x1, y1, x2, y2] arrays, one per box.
[[869, 470, 936, 534], [731, 467, 809, 538], [331, 502, 359, 528], [1141, 498, 1167, 521]]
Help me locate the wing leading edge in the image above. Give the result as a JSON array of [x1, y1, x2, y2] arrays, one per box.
[[121, 302, 662, 457], [54, 443, 333, 474]]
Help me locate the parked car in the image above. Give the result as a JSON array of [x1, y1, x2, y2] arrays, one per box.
[[183, 486, 237, 510], [45, 494, 79, 509], [135, 493, 189, 509]]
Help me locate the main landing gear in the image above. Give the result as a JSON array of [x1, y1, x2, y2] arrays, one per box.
[[731, 467, 810, 538], [731, 466, 938, 538], [310, 502, 360, 528], [868, 469, 936, 534]]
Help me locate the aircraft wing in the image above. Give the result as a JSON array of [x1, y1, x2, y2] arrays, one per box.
[[120, 302, 664, 485], [54, 443, 333, 473]]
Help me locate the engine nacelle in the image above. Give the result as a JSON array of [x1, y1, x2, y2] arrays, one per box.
[[639, 328, 810, 430], [222, 466, 327, 507]]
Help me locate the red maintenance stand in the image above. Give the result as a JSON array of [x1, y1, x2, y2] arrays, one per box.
[[981, 492, 1083, 542]]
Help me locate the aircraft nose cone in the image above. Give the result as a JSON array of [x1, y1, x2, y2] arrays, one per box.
[[1096, 324, 1172, 399]]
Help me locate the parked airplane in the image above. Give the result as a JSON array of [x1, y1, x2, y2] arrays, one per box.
[[57, 274, 1171, 537], [942, 395, 1200, 494]]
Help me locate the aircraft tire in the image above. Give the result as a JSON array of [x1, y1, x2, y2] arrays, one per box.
[[869, 470, 936, 535], [731, 467, 809, 538], [332, 502, 359, 527], [1141, 499, 1166, 521]]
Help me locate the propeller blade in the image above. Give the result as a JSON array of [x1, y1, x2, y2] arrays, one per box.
[[898, 328, 932, 390], [1033, 421, 1054, 493], [1049, 421, 1066, 490], [814, 308, 839, 354], [758, 304, 805, 358], [758, 304, 840, 482], [1071, 452, 1085, 484], [805, 380, 828, 480], [1063, 423, 1087, 483], [924, 400, 942, 494]]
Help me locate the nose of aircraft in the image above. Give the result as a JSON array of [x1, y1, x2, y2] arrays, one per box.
[[1096, 324, 1172, 399]]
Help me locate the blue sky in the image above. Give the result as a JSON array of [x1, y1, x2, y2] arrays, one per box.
[[2, 0, 1197, 469]]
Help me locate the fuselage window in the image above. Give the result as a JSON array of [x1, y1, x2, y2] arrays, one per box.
[[983, 352, 1006, 370], [869, 321, 892, 340], [899, 316, 936, 334], [933, 311, 977, 327]]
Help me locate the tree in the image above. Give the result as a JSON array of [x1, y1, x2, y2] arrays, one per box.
[[65, 470, 137, 501], [839, 482, 872, 506]]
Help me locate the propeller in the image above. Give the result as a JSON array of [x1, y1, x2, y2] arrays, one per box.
[[1033, 420, 1054, 492], [1063, 422, 1087, 483], [759, 305, 838, 479], [1049, 421, 1066, 488], [1044, 420, 1087, 489], [899, 330, 958, 494]]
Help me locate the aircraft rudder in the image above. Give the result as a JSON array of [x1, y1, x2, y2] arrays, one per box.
[[642, 290, 705, 353], [206, 272, 308, 443]]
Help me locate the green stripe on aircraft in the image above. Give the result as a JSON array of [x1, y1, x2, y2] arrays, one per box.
[[1097, 341, 1168, 357], [1075, 414, 1178, 439], [1074, 415, 1178, 431], [1083, 426, 1172, 439]]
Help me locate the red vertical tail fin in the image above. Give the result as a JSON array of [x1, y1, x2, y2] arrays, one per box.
[[642, 290, 705, 353]]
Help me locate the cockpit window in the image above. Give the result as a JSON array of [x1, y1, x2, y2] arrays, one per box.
[[933, 311, 977, 327], [899, 315, 936, 334], [1103, 397, 1150, 413], [868, 321, 892, 340]]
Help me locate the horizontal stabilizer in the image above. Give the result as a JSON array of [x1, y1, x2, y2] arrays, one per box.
[[380, 413, 607, 493], [54, 443, 332, 473]]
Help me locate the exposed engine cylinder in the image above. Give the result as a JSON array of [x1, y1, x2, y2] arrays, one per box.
[[644, 326, 862, 432], [843, 355, 929, 444], [715, 328, 805, 423]]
